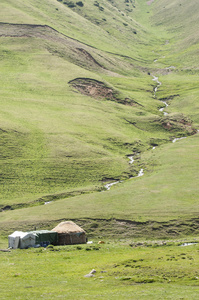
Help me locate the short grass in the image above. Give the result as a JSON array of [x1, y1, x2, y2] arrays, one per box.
[[0, 0, 198, 240], [0, 2, 199, 298], [0, 0, 154, 59], [1, 132, 198, 227], [1, 241, 199, 299], [156, 73, 199, 124], [0, 32, 185, 207]]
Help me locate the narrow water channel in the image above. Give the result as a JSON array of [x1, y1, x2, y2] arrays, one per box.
[[152, 74, 190, 147], [104, 155, 144, 190], [104, 73, 190, 191], [152, 75, 169, 114]]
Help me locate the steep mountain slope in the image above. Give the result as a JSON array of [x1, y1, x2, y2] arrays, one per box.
[[0, 23, 170, 206], [150, 0, 199, 69], [0, 0, 198, 235], [0, 0, 151, 58]]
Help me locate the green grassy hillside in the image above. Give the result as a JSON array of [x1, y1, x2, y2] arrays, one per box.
[[0, 0, 199, 239], [1, 1, 199, 298]]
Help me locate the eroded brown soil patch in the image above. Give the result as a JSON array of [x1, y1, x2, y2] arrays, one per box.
[[69, 78, 141, 106], [69, 78, 116, 99], [160, 114, 197, 135]]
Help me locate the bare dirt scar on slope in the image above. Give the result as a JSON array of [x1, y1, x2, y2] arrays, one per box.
[[69, 78, 142, 106], [69, 78, 117, 100]]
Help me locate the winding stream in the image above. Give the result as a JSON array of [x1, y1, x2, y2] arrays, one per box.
[[104, 181, 121, 191], [104, 155, 144, 190], [137, 168, 144, 177], [152, 75, 169, 115], [128, 155, 135, 164], [180, 242, 197, 247], [104, 75, 164, 191], [152, 74, 190, 145], [159, 101, 168, 115], [43, 72, 195, 197], [152, 75, 161, 96], [172, 137, 186, 143], [103, 73, 191, 191]]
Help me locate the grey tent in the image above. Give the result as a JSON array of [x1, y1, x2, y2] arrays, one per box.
[[8, 230, 58, 249], [8, 231, 36, 249]]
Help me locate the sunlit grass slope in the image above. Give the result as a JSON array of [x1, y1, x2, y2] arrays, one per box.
[[0, 31, 177, 206], [0, 0, 156, 60], [1, 132, 199, 226], [150, 0, 199, 69], [0, 0, 198, 231]]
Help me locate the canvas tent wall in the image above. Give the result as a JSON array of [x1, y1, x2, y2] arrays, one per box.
[[8, 230, 58, 249], [8, 231, 24, 249], [8, 231, 36, 249], [19, 232, 36, 249], [52, 221, 86, 245], [29, 230, 58, 246]]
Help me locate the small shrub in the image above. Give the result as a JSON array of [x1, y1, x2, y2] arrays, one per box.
[[92, 246, 100, 250], [47, 245, 55, 251], [94, 1, 99, 6], [85, 247, 92, 251], [35, 248, 43, 253], [76, 246, 82, 250], [136, 277, 156, 283], [64, 1, 76, 7], [121, 276, 132, 281], [76, 1, 84, 6], [90, 222, 99, 228]]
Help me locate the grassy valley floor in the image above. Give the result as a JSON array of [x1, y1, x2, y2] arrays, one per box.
[[1, 241, 199, 299]]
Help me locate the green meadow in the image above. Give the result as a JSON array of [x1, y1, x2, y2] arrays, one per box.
[[0, 0, 199, 297], [1, 242, 199, 299]]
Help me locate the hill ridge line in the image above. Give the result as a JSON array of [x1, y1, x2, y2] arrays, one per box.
[[0, 22, 140, 63], [0, 22, 98, 50]]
